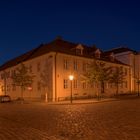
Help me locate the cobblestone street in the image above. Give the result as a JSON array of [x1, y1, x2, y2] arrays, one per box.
[[0, 98, 140, 140]]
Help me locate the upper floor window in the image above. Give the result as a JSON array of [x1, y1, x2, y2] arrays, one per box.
[[124, 68, 128, 75], [11, 70, 16, 77], [29, 65, 32, 73], [1, 71, 10, 79], [64, 59, 69, 70], [83, 62, 88, 72], [74, 60, 78, 70], [37, 62, 41, 72], [12, 84, 16, 91]]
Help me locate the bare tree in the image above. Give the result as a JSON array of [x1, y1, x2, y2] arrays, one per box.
[[40, 59, 52, 101], [12, 63, 35, 99], [82, 60, 111, 98], [109, 66, 125, 95], [1, 70, 10, 95]]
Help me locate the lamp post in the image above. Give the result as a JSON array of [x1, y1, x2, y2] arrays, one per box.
[[69, 75, 74, 103]]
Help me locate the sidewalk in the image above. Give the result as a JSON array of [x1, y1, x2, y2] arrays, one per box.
[[46, 98, 118, 105], [14, 94, 140, 105]]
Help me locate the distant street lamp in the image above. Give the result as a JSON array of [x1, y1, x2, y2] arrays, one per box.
[[69, 75, 74, 103]]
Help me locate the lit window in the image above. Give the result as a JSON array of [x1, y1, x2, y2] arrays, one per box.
[[64, 79, 68, 89]]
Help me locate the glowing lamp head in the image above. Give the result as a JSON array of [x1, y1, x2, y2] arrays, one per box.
[[69, 75, 74, 81], [28, 87, 32, 91]]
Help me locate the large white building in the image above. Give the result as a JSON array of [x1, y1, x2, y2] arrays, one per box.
[[0, 38, 131, 102], [105, 47, 140, 93]]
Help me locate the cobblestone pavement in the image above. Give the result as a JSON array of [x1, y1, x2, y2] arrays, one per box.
[[0, 98, 140, 140]]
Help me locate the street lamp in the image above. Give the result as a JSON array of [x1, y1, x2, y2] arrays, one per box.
[[69, 75, 74, 103]]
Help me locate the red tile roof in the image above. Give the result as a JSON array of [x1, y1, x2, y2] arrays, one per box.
[[0, 38, 128, 71], [105, 47, 138, 54]]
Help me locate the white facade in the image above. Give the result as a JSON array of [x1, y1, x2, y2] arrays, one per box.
[[114, 51, 140, 93]]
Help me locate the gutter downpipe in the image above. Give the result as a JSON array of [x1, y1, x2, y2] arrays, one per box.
[[54, 52, 57, 101]]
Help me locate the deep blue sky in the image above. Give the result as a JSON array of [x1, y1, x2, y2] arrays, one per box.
[[0, 0, 140, 64]]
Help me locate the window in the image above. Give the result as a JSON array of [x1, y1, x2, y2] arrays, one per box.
[[1, 73, 4, 79], [124, 68, 127, 75], [83, 82, 87, 89], [37, 62, 41, 72], [37, 82, 41, 91], [120, 83, 123, 88], [106, 82, 109, 89], [76, 49, 82, 55], [64, 59, 69, 70], [11, 70, 16, 77], [1, 86, 4, 91], [1, 71, 10, 79], [29, 65, 32, 73], [7, 85, 10, 91], [95, 49, 101, 58], [74, 60, 78, 70], [73, 80, 78, 89], [64, 79, 68, 89], [110, 83, 113, 88], [95, 53, 100, 58], [12, 84, 16, 91], [83, 62, 87, 71], [124, 81, 128, 88]]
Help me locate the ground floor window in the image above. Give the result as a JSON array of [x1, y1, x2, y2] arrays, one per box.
[[64, 79, 68, 89]]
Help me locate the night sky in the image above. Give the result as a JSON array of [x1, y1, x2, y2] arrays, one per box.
[[0, 0, 140, 65]]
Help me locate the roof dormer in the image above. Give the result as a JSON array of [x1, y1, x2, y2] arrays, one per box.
[[110, 52, 115, 61], [75, 44, 84, 55], [95, 49, 101, 58]]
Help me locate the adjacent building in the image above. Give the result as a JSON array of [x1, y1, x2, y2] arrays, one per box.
[[0, 38, 131, 102], [105, 47, 140, 93]]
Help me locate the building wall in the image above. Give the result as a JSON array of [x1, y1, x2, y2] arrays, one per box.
[[55, 53, 131, 100], [114, 51, 140, 93], [0, 52, 55, 101], [0, 52, 131, 101]]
